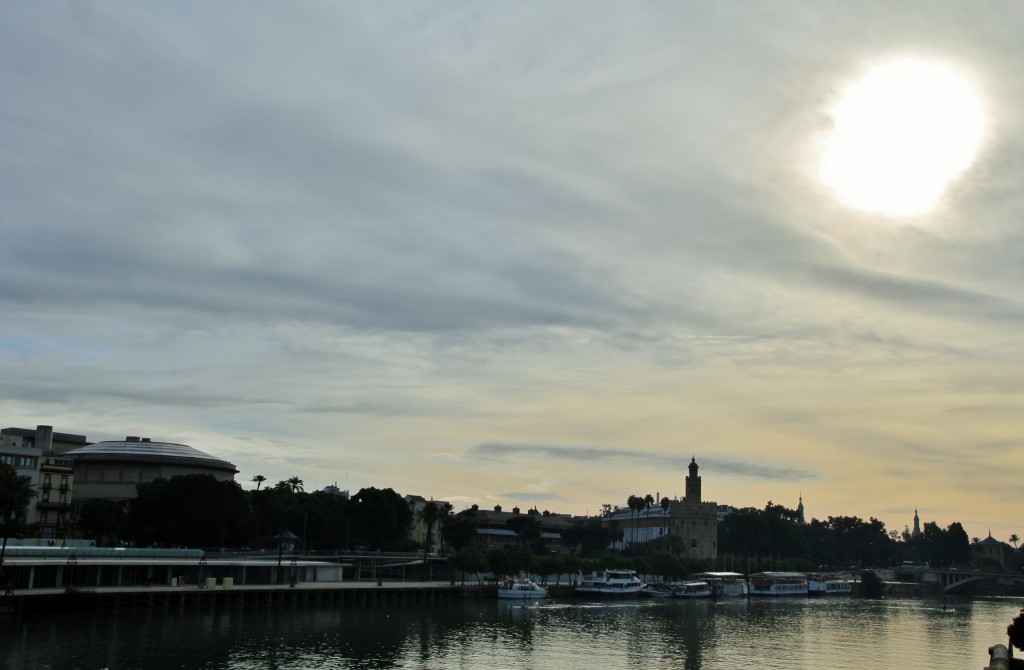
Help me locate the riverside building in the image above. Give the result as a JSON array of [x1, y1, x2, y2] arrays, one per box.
[[604, 457, 718, 560]]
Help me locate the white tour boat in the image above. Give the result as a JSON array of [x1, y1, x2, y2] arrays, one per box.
[[693, 572, 749, 598], [673, 580, 712, 598], [576, 569, 646, 596], [748, 571, 808, 597], [497, 575, 548, 599], [807, 574, 852, 596]]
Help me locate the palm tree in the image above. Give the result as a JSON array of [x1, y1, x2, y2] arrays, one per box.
[[286, 476, 304, 493], [643, 494, 655, 544], [252, 474, 267, 491], [626, 495, 640, 547], [421, 502, 441, 553], [0, 463, 36, 584], [1010, 534, 1020, 550]]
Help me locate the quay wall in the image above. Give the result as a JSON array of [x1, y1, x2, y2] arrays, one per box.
[[3, 582, 492, 614]]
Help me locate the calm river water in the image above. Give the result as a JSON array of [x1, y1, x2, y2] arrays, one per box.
[[2, 595, 1020, 670]]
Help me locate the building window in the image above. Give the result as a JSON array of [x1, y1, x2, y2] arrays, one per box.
[[61, 475, 69, 489], [691, 539, 697, 548], [44, 474, 52, 487], [18, 456, 35, 468], [0, 455, 12, 466]]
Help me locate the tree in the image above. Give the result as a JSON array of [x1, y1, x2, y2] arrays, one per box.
[[536, 553, 563, 584], [643, 493, 655, 544], [625, 495, 636, 545], [449, 546, 486, 584], [443, 507, 479, 551], [943, 522, 972, 566], [1010, 534, 1020, 550], [349, 487, 413, 551], [286, 476, 304, 493], [419, 501, 451, 579], [562, 518, 618, 558], [420, 502, 441, 554], [627, 494, 645, 546], [506, 515, 542, 548], [0, 463, 37, 578], [78, 499, 127, 545], [251, 474, 267, 491], [130, 475, 253, 548], [1008, 608, 1024, 653]]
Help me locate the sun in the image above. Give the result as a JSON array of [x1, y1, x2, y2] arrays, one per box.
[[818, 58, 986, 217]]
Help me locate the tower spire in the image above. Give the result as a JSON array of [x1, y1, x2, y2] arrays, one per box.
[[684, 457, 701, 503]]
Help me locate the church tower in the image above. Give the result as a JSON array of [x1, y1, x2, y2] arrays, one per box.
[[684, 456, 702, 503], [797, 494, 806, 525], [913, 508, 921, 538]]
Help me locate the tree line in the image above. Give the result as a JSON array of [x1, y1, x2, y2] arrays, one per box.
[[718, 502, 973, 570], [76, 474, 416, 552]]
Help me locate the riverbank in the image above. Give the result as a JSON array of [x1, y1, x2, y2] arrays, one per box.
[[1, 580, 484, 613]]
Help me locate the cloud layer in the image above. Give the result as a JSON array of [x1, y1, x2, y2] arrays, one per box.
[[2, 2, 1024, 539]]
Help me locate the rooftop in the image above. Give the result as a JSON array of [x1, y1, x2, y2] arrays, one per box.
[[65, 439, 237, 473]]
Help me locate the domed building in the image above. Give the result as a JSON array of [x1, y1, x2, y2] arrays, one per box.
[[65, 436, 238, 502]]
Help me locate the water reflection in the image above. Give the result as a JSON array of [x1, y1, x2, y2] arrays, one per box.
[[0, 596, 1017, 670]]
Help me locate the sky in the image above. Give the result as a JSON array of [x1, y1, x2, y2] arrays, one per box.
[[2, 2, 1023, 543]]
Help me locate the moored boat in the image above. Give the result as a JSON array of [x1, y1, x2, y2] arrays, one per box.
[[807, 574, 852, 596], [673, 580, 712, 598], [644, 583, 674, 598], [692, 572, 749, 598], [576, 569, 646, 596], [748, 571, 808, 597], [497, 575, 548, 599]]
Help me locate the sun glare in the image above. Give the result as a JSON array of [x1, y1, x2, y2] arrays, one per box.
[[819, 58, 986, 217]]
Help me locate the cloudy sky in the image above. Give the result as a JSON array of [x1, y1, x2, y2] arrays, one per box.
[[3, 2, 1023, 541]]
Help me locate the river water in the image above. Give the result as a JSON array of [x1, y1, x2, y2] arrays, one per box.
[[2, 595, 1020, 670]]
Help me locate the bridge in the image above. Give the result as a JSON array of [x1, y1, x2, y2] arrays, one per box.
[[892, 567, 1024, 594]]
